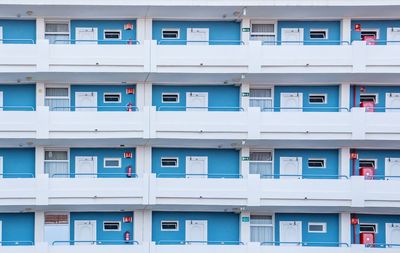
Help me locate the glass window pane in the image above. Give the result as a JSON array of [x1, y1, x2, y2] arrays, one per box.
[[46, 23, 69, 33], [250, 226, 273, 242], [44, 161, 68, 177], [250, 89, 272, 98], [252, 24, 274, 33], [45, 151, 68, 160], [46, 88, 69, 97], [45, 98, 70, 111], [250, 152, 272, 161]]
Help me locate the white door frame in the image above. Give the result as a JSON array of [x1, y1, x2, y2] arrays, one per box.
[[385, 158, 400, 179], [74, 220, 96, 245], [279, 221, 302, 246], [280, 92, 303, 112], [75, 156, 97, 178], [280, 157, 302, 179], [75, 27, 98, 44], [0, 91, 3, 111], [185, 156, 208, 178], [387, 27, 400, 45], [186, 92, 209, 111], [386, 93, 400, 112], [185, 220, 208, 244], [0, 156, 3, 178], [186, 28, 209, 45], [386, 223, 400, 247], [0, 26, 3, 44], [281, 28, 304, 45], [75, 92, 98, 111]]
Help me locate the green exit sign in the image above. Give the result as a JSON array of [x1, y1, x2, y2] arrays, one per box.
[[242, 28, 250, 32], [242, 92, 250, 97], [242, 216, 250, 222], [242, 156, 250, 161]]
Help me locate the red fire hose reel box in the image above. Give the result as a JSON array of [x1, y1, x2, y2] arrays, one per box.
[[362, 35, 376, 45], [360, 101, 375, 112], [360, 232, 375, 245], [359, 167, 375, 180]]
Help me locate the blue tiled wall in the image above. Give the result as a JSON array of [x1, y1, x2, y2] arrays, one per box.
[[0, 213, 35, 245], [152, 212, 240, 244], [152, 85, 240, 111], [152, 148, 240, 178], [350, 149, 400, 177], [350, 85, 400, 111], [0, 84, 36, 111], [0, 20, 36, 44], [0, 148, 35, 178], [351, 20, 400, 44], [70, 148, 135, 178]]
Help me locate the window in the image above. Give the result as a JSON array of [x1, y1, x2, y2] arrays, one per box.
[[250, 151, 273, 176], [161, 157, 179, 167], [104, 30, 121, 40], [308, 158, 326, 168], [103, 221, 121, 231], [250, 215, 273, 242], [104, 158, 122, 168], [360, 94, 378, 104], [162, 29, 180, 39], [250, 88, 273, 110], [45, 87, 70, 111], [361, 30, 379, 40], [162, 93, 179, 103], [44, 150, 69, 177], [309, 94, 327, 104], [45, 21, 70, 44], [45, 213, 69, 224], [309, 29, 328, 39], [360, 224, 378, 233], [250, 22, 276, 42], [359, 159, 377, 169], [104, 93, 121, 103], [308, 222, 327, 233], [161, 221, 179, 231]]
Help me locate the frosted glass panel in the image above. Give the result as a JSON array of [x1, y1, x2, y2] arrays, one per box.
[[45, 98, 70, 111], [44, 162, 68, 177]]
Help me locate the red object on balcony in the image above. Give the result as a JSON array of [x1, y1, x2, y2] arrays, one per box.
[[123, 216, 133, 223], [360, 232, 375, 245], [360, 101, 375, 112], [124, 152, 133, 158], [355, 24, 362, 31], [126, 87, 135, 94], [362, 35, 376, 45], [351, 218, 359, 225], [359, 167, 375, 180]]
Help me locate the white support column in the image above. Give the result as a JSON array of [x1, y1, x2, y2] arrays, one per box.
[[35, 146, 45, 176], [136, 18, 153, 42], [136, 145, 152, 176], [240, 82, 250, 111], [339, 212, 351, 246], [341, 18, 352, 43], [36, 17, 45, 41], [36, 82, 45, 107], [144, 83, 153, 107], [340, 82, 351, 110], [340, 148, 350, 178], [136, 83, 145, 109], [134, 209, 152, 243], [240, 211, 251, 244], [35, 211, 45, 244], [241, 18, 251, 44], [240, 147, 250, 178]]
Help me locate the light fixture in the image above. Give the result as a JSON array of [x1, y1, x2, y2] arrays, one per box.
[[242, 7, 247, 16], [26, 11, 33, 16]]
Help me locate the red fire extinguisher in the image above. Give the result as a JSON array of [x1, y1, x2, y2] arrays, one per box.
[[124, 231, 131, 243], [126, 102, 133, 112], [126, 165, 133, 178]]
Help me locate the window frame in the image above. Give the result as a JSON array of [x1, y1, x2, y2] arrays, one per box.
[[103, 157, 122, 169], [44, 149, 70, 176], [162, 93, 180, 103], [249, 86, 274, 110], [360, 29, 380, 40], [161, 157, 179, 168], [359, 223, 378, 233], [103, 92, 122, 103], [44, 85, 71, 110], [103, 221, 122, 232], [360, 93, 379, 104], [161, 28, 180, 39], [161, 220, 179, 231], [44, 20, 71, 43], [308, 222, 327, 233], [250, 20, 277, 42], [359, 158, 377, 169], [309, 29, 329, 40], [249, 214, 275, 242], [308, 93, 328, 104], [307, 158, 327, 169], [249, 150, 274, 175], [103, 29, 122, 40]]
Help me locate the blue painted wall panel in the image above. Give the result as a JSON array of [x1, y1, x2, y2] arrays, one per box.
[[0, 148, 35, 178], [152, 21, 241, 45], [70, 148, 135, 178], [71, 20, 136, 44], [274, 149, 339, 178], [0, 213, 35, 245], [0, 20, 36, 44], [351, 20, 400, 44], [152, 85, 240, 111], [70, 85, 136, 111], [0, 84, 36, 111], [350, 149, 400, 177], [351, 214, 400, 245], [350, 85, 400, 111], [70, 212, 134, 244], [275, 213, 339, 246], [152, 148, 240, 177], [274, 85, 340, 112], [152, 212, 239, 244], [277, 21, 341, 45]]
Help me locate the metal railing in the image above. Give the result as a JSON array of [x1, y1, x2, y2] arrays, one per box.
[[365, 243, 400, 248], [0, 241, 34, 246], [157, 106, 244, 111], [52, 240, 139, 245], [261, 241, 350, 247], [0, 173, 35, 178], [359, 40, 400, 45], [0, 106, 35, 111], [355, 106, 400, 112], [0, 39, 35, 44], [50, 105, 139, 111], [157, 240, 244, 245], [53, 39, 140, 45], [51, 173, 137, 178], [262, 40, 350, 45], [362, 175, 400, 180], [261, 107, 350, 112], [260, 174, 349, 179], [156, 173, 243, 179], [157, 40, 244, 45]]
